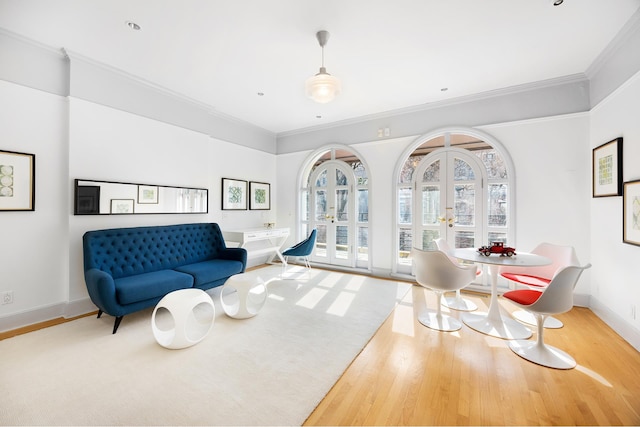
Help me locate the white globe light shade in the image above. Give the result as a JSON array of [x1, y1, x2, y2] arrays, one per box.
[[305, 68, 341, 104]]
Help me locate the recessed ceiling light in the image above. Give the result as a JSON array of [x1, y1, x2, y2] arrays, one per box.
[[126, 21, 141, 31], [553, 0, 563, 5], [316, 115, 322, 119], [441, 87, 449, 92], [257, 92, 264, 96]]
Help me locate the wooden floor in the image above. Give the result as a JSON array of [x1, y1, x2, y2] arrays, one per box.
[[304, 285, 640, 426]]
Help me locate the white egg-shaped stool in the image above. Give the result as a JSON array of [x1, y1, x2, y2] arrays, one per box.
[[151, 289, 215, 349], [220, 274, 267, 319]]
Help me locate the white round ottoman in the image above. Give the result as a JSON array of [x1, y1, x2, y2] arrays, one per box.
[[220, 274, 267, 319], [151, 288, 215, 349]]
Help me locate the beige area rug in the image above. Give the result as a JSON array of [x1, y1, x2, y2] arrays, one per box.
[[0, 266, 411, 426]]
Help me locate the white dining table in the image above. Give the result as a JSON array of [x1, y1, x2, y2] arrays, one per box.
[[451, 248, 551, 340]]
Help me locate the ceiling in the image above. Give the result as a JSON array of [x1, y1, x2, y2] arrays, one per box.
[[1, 0, 639, 135]]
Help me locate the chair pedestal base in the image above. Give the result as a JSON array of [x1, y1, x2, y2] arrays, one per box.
[[509, 340, 576, 369], [512, 310, 563, 328], [442, 290, 477, 312], [418, 311, 462, 332]]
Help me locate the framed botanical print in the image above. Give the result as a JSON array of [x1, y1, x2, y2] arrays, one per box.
[[0, 150, 35, 211], [592, 137, 623, 197], [222, 178, 247, 210], [249, 181, 270, 210], [623, 180, 640, 247], [110, 199, 135, 214], [138, 185, 159, 204]]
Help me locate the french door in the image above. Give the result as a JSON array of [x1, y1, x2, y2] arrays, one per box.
[[415, 148, 485, 250], [308, 161, 354, 267]]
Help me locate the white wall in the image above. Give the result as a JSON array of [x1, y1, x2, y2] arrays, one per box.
[[0, 80, 69, 322], [590, 70, 640, 347]]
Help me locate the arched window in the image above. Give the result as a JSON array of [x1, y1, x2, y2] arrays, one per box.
[[393, 128, 514, 286], [298, 146, 371, 271]]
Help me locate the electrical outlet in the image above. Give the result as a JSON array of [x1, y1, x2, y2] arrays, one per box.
[[1, 290, 13, 305]]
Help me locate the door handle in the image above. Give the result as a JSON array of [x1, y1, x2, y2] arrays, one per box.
[[439, 210, 456, 227]]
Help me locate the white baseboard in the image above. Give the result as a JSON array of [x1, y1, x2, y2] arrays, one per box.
[[589, 296, 640, 353], [0, 297, 96, 333], [573, 292, 590, 307]]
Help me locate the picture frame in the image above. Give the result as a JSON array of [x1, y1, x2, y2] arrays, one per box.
[[222, 178, 247, 210], [138, 185, 159, 204], [110, 199, 135, 214], [75, 183, 101, 214], [623, 180, 640, 247], [249, 181, 271, 210], [0, 149, 35, 211], [593, 137, 623, 197]]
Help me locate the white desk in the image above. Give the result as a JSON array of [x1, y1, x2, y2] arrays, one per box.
[[451, 248, 551, 340], [222, 227, 289, 264]]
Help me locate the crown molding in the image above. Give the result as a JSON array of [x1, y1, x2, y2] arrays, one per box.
[[586, 7, 640, 79], [62, 49, 274, 138], [0, 27, 66, 57], [277, 73, 589, 139]]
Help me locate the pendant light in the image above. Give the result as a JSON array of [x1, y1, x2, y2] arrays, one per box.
[[305, 30, 341, 103]]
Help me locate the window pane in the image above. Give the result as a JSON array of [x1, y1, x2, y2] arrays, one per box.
[[352, 161, 368, 185], [399, 155, 424, 184], [398, 187, 412, 224], [357, 189, 368, 222], [315, 225, 327, 257], [488, 184, 507, 227], [455, 231, 475, 248], [357, 227, 368, 261], [422, 159, 440, 182], [454, 184, 475, 226], [301, 190, 309, 221], [488, 232, 507, 244], [421, 230, 439, 250], [315, 190, 327, 221], [315, 170, 327, 187], [454, 158, 475, 181], [336, 189, 348, 221], [398, 228, 412, 264], [422, 185, 440, 225], [336, 225, 348, 259], [336, 169, 347, 186], [476, 149, 507, 179]]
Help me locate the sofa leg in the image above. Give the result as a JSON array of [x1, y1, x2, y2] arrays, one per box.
[[112, 316, 123, 334], [97, 310, 103, 319]]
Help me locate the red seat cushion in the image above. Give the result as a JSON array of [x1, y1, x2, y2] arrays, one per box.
[[501, 273, 551, 288], [503, 289, 543, 306]]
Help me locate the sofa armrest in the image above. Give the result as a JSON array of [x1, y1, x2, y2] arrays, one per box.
[[218, 248, 248, 272], [84, 268, 123, 316]]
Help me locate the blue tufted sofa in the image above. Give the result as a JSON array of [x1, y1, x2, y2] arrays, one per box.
[[82, 223, 246, 333]]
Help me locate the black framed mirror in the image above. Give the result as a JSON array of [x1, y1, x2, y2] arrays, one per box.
[[74, 179, 208, 215]]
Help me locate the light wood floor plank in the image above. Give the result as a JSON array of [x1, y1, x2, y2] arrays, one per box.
[[304, 285, 640, 426]]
